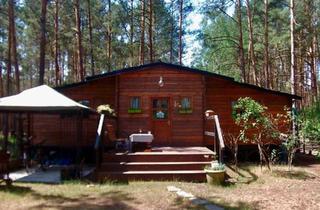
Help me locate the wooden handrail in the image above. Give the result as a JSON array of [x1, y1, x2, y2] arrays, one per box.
[[213, 115, 225, 163], [94, 114, 105, 149], [214, 115, 225, 149], [94, 114, 105, 168]]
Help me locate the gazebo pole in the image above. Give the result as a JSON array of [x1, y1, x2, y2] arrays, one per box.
[[17, 113, 23, 159], [27, 113, 31, 144], [3, 113, 9, 152], [76, 110, 83, 165]]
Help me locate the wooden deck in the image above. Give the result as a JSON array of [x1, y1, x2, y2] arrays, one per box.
[[95, 147, 215, 182]]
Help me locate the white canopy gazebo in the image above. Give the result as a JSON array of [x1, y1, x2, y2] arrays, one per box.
[[0, 85, 93, 159], [0, 85, 90, 112]]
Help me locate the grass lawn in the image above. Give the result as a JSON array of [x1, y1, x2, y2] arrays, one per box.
[[1, 156, 320, 210]]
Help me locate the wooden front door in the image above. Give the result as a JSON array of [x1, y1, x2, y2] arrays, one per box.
[[151, 97, 171, 145]]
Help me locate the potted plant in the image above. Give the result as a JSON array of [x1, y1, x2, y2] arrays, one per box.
[[204, 160, 225, 185], [97, 104, 116, 117]]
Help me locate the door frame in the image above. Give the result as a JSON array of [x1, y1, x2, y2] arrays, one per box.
[[150, 96, 172, 145]]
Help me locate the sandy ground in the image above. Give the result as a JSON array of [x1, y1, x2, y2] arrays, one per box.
[[0, 154, 320, 210]]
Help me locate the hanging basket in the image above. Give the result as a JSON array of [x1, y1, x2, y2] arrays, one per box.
[[96, 104, 116, 117]]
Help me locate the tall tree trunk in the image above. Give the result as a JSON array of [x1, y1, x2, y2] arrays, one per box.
[[245, 0, 258, 85], [87, 0, 95, 76], [290, 0, 296, 96], [130, 0, 134, 66], [39, 0, 47, 85], [306, 0, 318, 102], [169, 0, 174, 63], [54, 0, 61, 86], [108, 0, 112, 71], [178, 0, 183, 65], [311, 35, 318, 100], [148, 0, 153, 62], [4, 0, 14, 152], [9, 0, 19, 93], [236, 0, 246, 82], [263, 0, 270, 89], [139, 0, 145, 65], [0, 62, 3, 97], [290, 0, 297, 134], [74, 0, 85, 81]]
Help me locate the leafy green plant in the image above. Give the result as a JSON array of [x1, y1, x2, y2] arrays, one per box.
[[299, 101, 320, 145], [0, 132, 20, 160], [128, 108, 142, 114], [273, 107, 300, 170], [232, 97, 278, 170], [205, 162, 225, 171], [178, 108, 192, 114]]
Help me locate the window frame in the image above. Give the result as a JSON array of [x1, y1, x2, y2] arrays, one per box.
[[128, 96, 142, 114], [178, 96, 193, 114]]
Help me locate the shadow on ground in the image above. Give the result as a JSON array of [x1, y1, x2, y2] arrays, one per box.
[[0, 183, 139, 210], [226, 164, 258, 184], [0, 184, 33, 196], [173, 195, 258, 210], [31, 190, 138, 210], [272, 169, 316, 180]]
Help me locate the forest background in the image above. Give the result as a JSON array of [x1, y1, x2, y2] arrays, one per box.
[[0, 0, 319, 107]]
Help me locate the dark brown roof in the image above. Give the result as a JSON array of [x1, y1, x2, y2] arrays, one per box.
[[56, 61, 301, 99]]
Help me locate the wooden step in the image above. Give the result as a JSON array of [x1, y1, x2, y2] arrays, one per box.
[[96, 170, 207, 182], [100, 161, 211, 171], [103, 153, 214, 162]]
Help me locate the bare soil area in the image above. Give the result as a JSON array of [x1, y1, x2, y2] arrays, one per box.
[[1, 154, 320, 210]]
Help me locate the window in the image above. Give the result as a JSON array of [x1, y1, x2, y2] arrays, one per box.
[[128, 97, 142, 113], [130, 97, 140, 109], [179, 97, 192, 114], [181, 97, 191, 109], [152, 98, 168, 119]]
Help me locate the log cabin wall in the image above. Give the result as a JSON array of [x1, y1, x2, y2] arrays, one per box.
[[31, 77, 116, 147], [204, 76, 292, 146], [29, 62, 295, 148], [118, 65, 205, 146]]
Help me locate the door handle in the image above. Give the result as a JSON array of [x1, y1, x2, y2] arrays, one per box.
[[168, 120, 171, 126]]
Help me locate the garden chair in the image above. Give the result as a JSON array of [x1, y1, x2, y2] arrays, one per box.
[[105, 124, 129, 150]]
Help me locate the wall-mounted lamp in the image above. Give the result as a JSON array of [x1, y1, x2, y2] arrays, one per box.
[[205, 110, 215, 119], [158, 76, 164, 87]]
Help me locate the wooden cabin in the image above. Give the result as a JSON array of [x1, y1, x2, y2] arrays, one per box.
[[31, 61, 300, 150]]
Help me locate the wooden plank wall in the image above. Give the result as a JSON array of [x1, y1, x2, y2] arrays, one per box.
[[31, 77, 116, 147], [29, 66, 293, 148], [118, 65, 205, 146], [204, 76, 292, 146]]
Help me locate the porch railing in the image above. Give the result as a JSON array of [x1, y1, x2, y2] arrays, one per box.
[[213, 115, 225, 163], [94, 114, 105, 168], [205, 114, 225, 163]]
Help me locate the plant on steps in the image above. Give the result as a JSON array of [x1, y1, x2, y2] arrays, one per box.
[[204, 160, 226, 185]]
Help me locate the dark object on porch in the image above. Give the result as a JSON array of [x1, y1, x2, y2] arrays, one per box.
[[105, 124, 128, 150], [0, 151, 13, 186]]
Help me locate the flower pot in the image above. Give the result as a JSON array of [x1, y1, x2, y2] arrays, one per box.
[[204, 169, 225, 185]]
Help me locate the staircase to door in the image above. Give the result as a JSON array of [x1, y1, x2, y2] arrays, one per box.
[[95, 147, 215, 182]]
